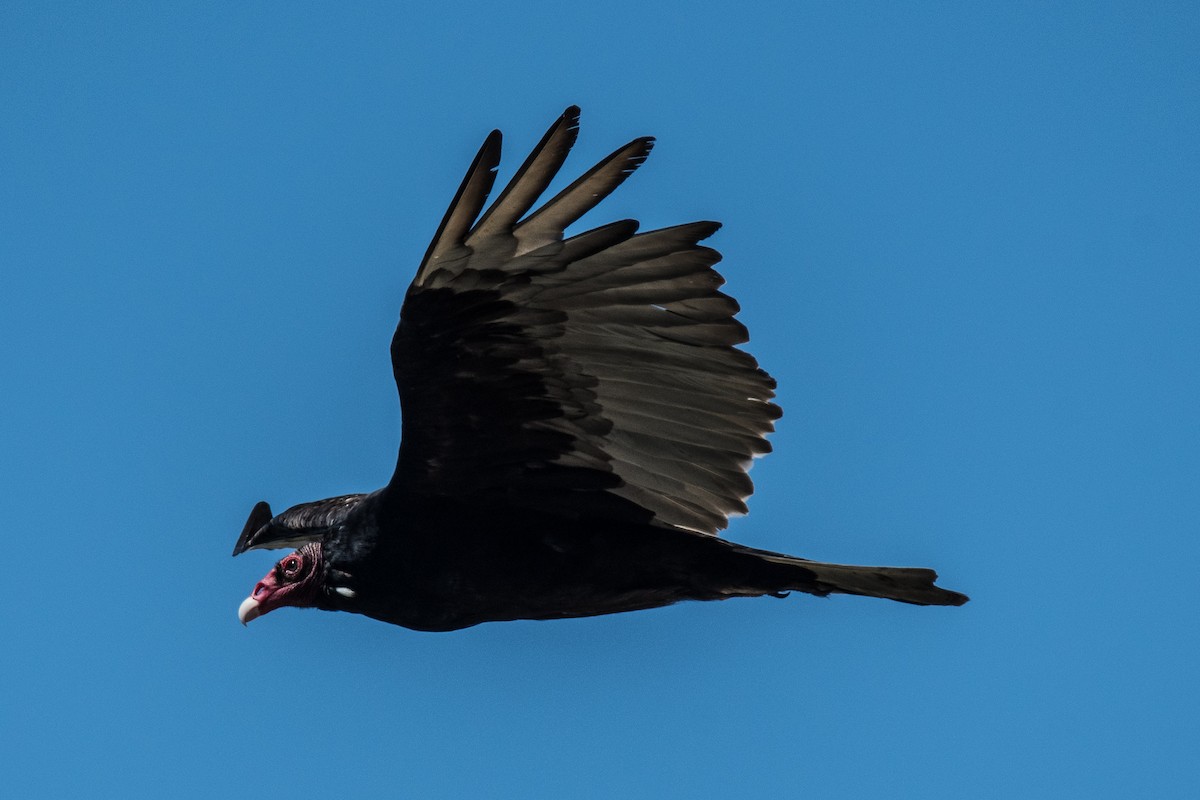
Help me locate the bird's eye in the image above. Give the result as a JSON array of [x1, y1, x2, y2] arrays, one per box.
[[281, 556, 303, 578]]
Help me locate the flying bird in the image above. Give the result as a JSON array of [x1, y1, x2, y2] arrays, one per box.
[[234, 107, 967, 631]]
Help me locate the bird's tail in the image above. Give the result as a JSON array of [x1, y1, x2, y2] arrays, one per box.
[[730, 544, 969, 606]]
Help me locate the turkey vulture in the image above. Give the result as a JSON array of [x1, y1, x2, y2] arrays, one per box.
[[234, 107, 967, 631]]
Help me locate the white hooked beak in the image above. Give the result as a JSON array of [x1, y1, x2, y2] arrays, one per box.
[[238, 595, 262, 626]]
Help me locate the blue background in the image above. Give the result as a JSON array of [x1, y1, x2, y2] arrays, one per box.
[[3, 3, 1197, 797]]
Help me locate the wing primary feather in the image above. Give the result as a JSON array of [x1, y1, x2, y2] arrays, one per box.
[[413, 129, 503, 286], [468, 106, 581, 244], [232, 495, 366, 555], [514, 137, 655, 254], [557, 220, 640, 264], [231, 500, 273, 556]]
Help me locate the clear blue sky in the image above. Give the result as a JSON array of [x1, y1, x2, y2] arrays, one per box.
[[3, 2, 1197, 797]]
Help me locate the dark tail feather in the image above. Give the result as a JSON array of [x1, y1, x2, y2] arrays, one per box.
[[796, 560, 969, 606], [736, 546, 969, 606]]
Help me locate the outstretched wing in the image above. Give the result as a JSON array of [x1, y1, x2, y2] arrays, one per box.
[[385, 107, 780, 534]]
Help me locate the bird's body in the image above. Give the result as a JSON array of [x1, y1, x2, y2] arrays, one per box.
[[234, 108, 967, 631]]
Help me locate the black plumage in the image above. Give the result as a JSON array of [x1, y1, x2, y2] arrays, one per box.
[[233, 108, 967, 631]]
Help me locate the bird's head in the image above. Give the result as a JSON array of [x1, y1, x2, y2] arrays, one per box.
[[238, 542, 325, 625]]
